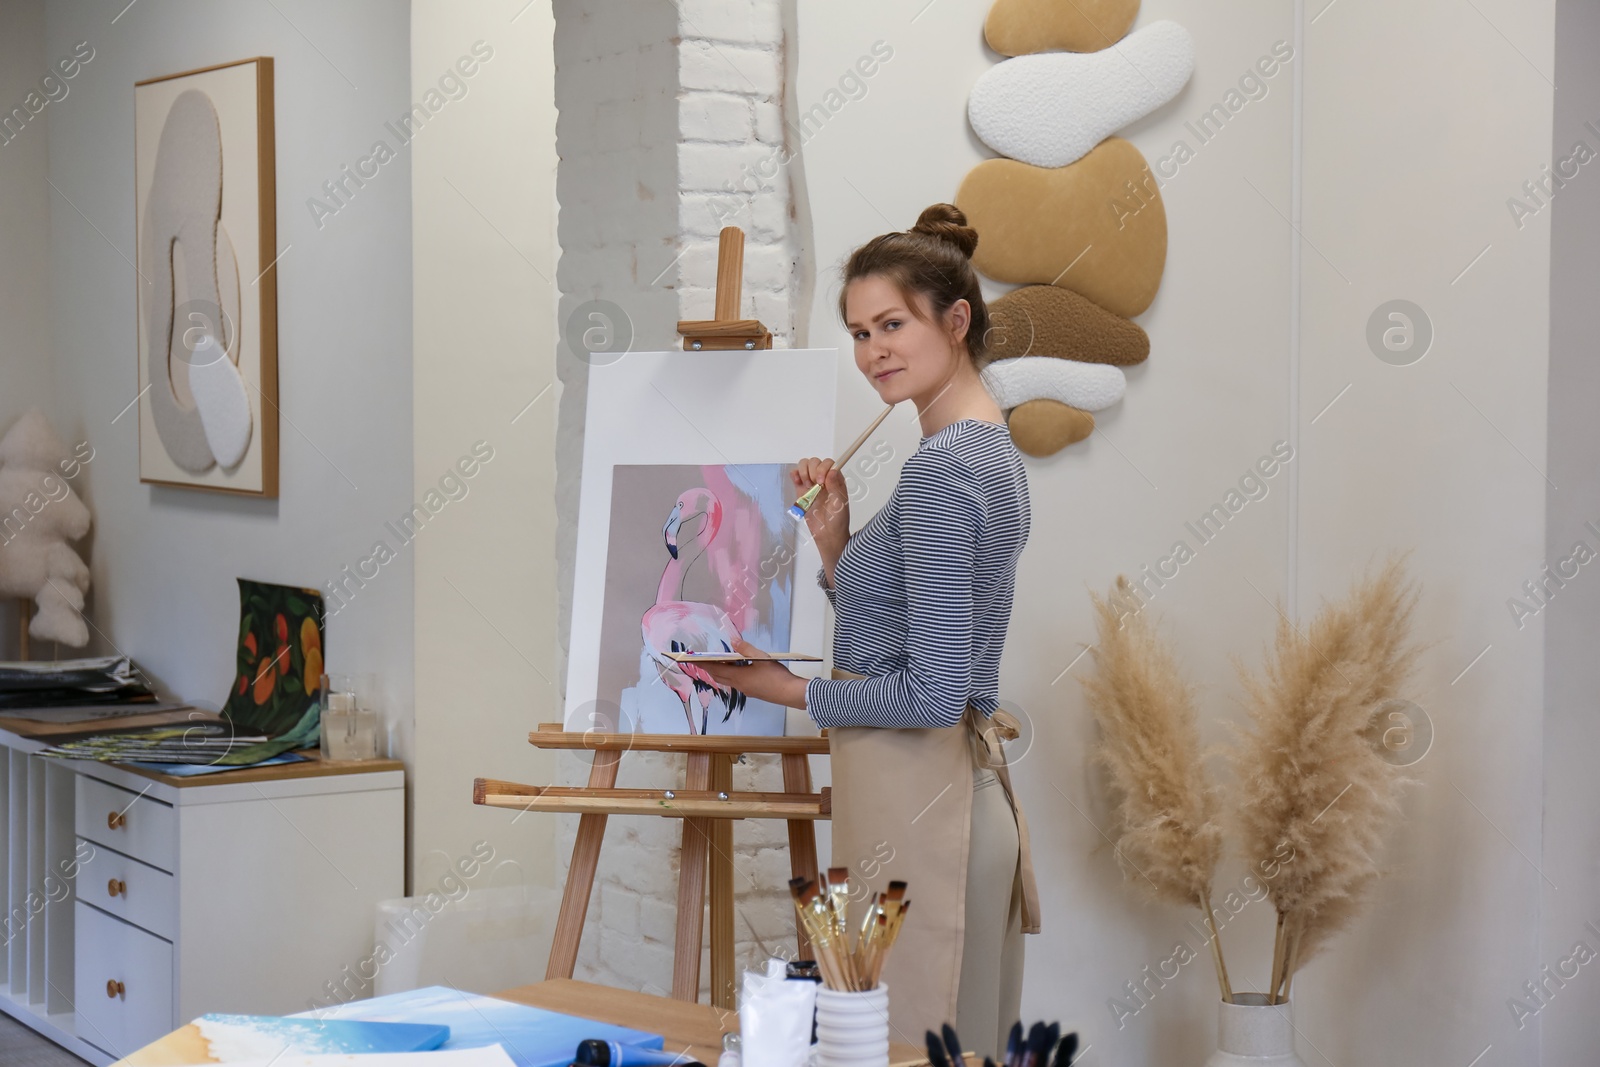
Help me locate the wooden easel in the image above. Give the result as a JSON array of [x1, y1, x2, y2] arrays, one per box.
[[677, 227, 772, 351], [475, 725, 829, 1009], [482, 240, 804, 1005]]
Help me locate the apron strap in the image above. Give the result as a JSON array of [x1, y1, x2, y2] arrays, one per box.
[[964, 707, 1043, 935]]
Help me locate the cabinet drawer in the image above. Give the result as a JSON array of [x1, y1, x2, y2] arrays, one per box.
[[76, 774, 175, 872], [75, 901, 173, 1057], [76, 838, 176, 941]]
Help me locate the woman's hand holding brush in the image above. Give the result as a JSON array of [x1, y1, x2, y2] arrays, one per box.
[[792, 457, 850, 579], [790, 403, 895, 585]]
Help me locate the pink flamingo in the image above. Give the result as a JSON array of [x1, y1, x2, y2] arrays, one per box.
[[641, 488, 747, 734]]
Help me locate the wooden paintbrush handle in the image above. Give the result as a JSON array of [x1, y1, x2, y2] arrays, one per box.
[[836, 404, 895, 469]]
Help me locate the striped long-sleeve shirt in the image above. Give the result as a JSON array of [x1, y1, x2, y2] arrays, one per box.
[[803, 419, 1030, 729]]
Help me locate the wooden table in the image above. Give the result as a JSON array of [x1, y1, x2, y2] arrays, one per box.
[[113, 977, 929, 1066], [499, 980, 928, 1067]]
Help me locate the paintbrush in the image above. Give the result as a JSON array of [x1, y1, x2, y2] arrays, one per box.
[[1052, 1034, 1078, 1067], [787, 404, 894, 521], [880, 879, 907, 944], [856, 890, 883, 948], [1024, 1023, 1049, 1067], [822, 868, 860, 988], [941, 1023, 966, 1067], [1004, 1022, 1023, 1067], [791, 880, 846, 989], [826, 867, 853, 944], [852, 891, 884, 984], [873, 898, 909, 986], [809, 892, 850, 989], [813, 883, 861, 989], [861, 903, 887, 985], [882, 884, 910, 943], [926, 1033, 951, 1067]]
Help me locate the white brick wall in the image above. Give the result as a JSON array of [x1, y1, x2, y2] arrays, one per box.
[[552, 0, 805, 998], [673, 0, 800, 349]]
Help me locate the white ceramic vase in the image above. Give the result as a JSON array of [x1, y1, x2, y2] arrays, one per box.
[[1202, 993, 1309, 1067], [814, 983, 890, 1067]]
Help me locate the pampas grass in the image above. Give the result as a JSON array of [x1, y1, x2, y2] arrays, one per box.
[[1081, 575, 1232, 1002], [1078, 555, 1424, 1008], [1228, 554, 1423, 1003]]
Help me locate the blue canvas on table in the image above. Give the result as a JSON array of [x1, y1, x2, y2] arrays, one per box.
[[187, 1014, 449, 1058], [299, 985, 664, 1067]]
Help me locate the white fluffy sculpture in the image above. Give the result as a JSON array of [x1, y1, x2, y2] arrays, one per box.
[[0, 410, 92, 648]]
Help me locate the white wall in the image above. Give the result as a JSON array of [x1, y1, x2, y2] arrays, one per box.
[[797, 0, 1559, 1063], [0, 0, 56, 656], [409, 0, 562, 909], [1298, 2, 1553, 1064], [42, 0, 415, 887], [1541, 1, 1600, 1062]]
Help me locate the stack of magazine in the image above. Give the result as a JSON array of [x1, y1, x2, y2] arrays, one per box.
[[0, 655, 308, 771], [0, 654, 160, 713]]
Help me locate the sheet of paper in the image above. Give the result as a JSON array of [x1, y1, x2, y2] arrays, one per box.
[[211, 1047, 515, 1067]]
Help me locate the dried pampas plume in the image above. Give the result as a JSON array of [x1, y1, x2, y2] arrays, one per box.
[[1227, 553, 1424, 1003], [1081, 575, 1233, 1002]]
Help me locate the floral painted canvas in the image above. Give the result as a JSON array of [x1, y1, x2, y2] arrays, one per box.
[[222, 577, 325, 736]]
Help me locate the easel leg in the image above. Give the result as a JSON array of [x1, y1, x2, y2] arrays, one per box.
[[782, 753, 820, 959], [672, 751, 713, 1001], [708, 753, 735, 1009], [545, 749, 620, 980]]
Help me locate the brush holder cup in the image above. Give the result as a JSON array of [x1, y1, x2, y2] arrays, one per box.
[[814, 984, 890, 1067], [1203, 994, 1308, 1067]]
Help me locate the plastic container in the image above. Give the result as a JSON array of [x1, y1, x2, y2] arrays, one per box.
[[371, 883, 559, 995]]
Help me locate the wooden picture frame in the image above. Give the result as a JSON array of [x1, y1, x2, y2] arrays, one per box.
[[134, 57, 278, 496]]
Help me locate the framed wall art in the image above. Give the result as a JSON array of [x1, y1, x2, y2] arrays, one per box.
[[134, 57, 278, 496]]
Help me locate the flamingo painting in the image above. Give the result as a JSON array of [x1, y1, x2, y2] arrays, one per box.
[[641, 488, 749, 734], [596, 463, 796, 736]]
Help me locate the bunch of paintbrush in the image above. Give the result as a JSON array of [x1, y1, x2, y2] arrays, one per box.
[[788, 870, 910, 991], [925, 1021, 1078, 1067]]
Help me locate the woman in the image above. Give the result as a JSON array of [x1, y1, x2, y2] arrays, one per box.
[[705, 203, 1039, 1051]]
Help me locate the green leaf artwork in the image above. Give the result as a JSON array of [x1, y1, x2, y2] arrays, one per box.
[[222, 578, 326, 737]]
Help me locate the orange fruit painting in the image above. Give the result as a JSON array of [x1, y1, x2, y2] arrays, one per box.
[[223, 578, 328, 737]]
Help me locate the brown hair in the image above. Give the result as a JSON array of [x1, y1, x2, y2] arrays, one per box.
[[838, 203, 991, 364]]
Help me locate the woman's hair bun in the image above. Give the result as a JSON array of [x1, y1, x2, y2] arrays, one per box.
[[910, 203, 979, 259]]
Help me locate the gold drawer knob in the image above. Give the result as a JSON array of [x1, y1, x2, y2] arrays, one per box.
[[107, 879, 126, 898], [107, 811, 126, 830], [106, 979, 125, 999]]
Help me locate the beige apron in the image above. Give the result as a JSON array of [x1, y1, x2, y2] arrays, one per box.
[[826, 668, 1041, 1038]]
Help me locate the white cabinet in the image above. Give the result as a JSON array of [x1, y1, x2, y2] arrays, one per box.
[[76, 843, 176, 941], [74, 899, 173, 1055], [0, 729, 404, 1067]]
